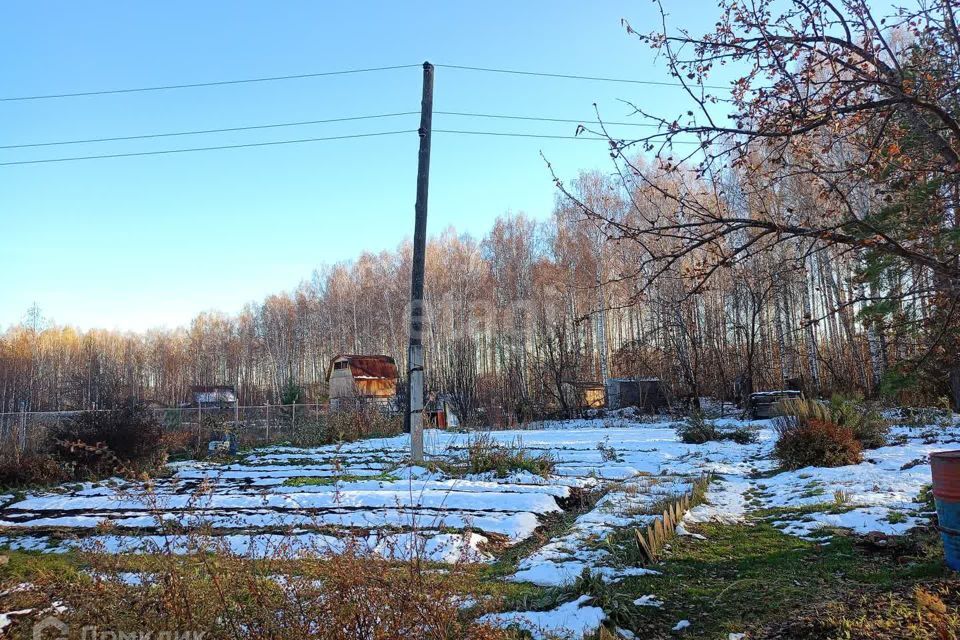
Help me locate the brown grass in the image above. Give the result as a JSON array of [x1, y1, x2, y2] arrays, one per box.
[[3, 540, 509, 640]]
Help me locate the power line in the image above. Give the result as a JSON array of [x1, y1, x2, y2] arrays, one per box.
[[0, 64, 421, 102], [0, 112, 420, 149], [0, 63, 729, 103], [434, 64, 729, 91], [436, 111, 656, 128], [434, 129, 701, 144], [434, 129, 609, 141], [0, 130, 416, 166], [0, 127, 701, 166], [2, 110, 654, 150], [11, 112, 659, 152]]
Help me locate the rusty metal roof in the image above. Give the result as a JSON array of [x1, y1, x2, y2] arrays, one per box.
[[327, 354, 398, 382]]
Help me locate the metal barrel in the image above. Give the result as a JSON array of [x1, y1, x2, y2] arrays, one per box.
[[930, 450, 960, 570]]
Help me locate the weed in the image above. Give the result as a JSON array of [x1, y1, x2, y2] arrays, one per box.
[[887, 511, 908, 525], [677, 412, 759, 445], [596, 437, 622, 463], [454, 432, 555, 478], [3, 540, 508, 640]]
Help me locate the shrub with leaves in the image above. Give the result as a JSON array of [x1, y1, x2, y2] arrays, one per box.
[[774, 417, 863, 470]]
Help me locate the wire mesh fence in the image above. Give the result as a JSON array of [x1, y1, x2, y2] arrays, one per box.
[[0, 403, 336, 459]]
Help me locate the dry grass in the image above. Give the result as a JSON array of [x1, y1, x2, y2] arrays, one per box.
[[3, 538, 510, 640]]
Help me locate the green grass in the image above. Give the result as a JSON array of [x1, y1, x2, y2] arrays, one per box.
[[0, 548, 82, 582], [282, 472, 398, 487], [604, 520, 949, 639]]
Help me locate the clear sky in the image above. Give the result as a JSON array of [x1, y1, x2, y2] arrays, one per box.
[[1, 1, 725, 332]]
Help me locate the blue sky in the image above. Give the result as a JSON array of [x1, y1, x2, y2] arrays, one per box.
[[1, 1, 724, 331]]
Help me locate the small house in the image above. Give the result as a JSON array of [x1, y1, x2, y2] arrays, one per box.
[[425, 393, 461, 429], [189, 385, 237, 408], [327, 354, 399, 410], [605, 378, 669, 413]]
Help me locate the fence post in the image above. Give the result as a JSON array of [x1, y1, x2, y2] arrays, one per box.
[[266, 402, 270, 442], [16, 404, 25, 464], [292, 403, 297, 431]]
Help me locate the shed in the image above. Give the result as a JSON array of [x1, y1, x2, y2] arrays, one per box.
[[581, 383, 606, 409], [749, 390, 802, 419], [606, 378, 669, 413], [190, 385, 237, 408], [327, 354, 399, 409]]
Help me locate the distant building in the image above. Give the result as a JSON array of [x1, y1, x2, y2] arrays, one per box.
[[189, 385, 237, 408], [327, 354, 399, 410], [605, 378, 669, 412], [749, 390, 802, 419]]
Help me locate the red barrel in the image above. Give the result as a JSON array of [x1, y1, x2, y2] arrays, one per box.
[[930, 450, 960, 570]]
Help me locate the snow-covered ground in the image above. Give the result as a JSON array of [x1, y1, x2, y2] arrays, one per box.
[[2, 415, 958, 638]]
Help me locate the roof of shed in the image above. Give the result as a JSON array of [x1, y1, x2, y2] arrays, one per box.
[[328, 354, 398, 381]]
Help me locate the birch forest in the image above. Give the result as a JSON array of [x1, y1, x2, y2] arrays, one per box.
[[3, 0, 958, 422]]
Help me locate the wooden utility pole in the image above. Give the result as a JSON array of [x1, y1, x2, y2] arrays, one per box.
[[407, 61, 434, 463]]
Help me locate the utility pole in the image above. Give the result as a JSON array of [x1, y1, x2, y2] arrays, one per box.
[[407, 61, 434, 463]]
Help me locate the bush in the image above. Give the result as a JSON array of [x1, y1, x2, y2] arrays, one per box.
[[461, 432, 555, 478], [677, 413, 721, 444], [326, 407, 403, 443], [774, 418, 863, 469], [676, 412, 759, 445], [54, 404, 166, 477], [725, 426, 760, 444], [0, 453, 69, 488], [828, 395, 890, 449], [291, 407, 403, 447], [775, 396, 890, 450]]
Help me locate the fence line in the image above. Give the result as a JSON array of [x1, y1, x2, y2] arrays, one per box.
[[0, 403, 341, 457]]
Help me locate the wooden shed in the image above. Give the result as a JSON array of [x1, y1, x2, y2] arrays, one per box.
[[327, 354, 399, 410]]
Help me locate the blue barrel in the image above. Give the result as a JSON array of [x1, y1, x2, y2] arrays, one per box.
[[930, 450, 960, 570]]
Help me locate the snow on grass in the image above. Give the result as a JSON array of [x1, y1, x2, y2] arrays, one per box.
[[509, 475, 689, 586], [633, 594, 664, 607], [2, 415, 958, 571], [0, 609, 33, 633], [480, 595, 606, 640]]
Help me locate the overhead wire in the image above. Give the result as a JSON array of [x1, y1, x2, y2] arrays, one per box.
[[0, 130, 416, 166], [0, 64, 422, 102], [434, 63, 729, 91], [0, 61, 709, 165], [0, 112, 420, 149], [0, 62, 730, 102], [2, 110, 659, 150]]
